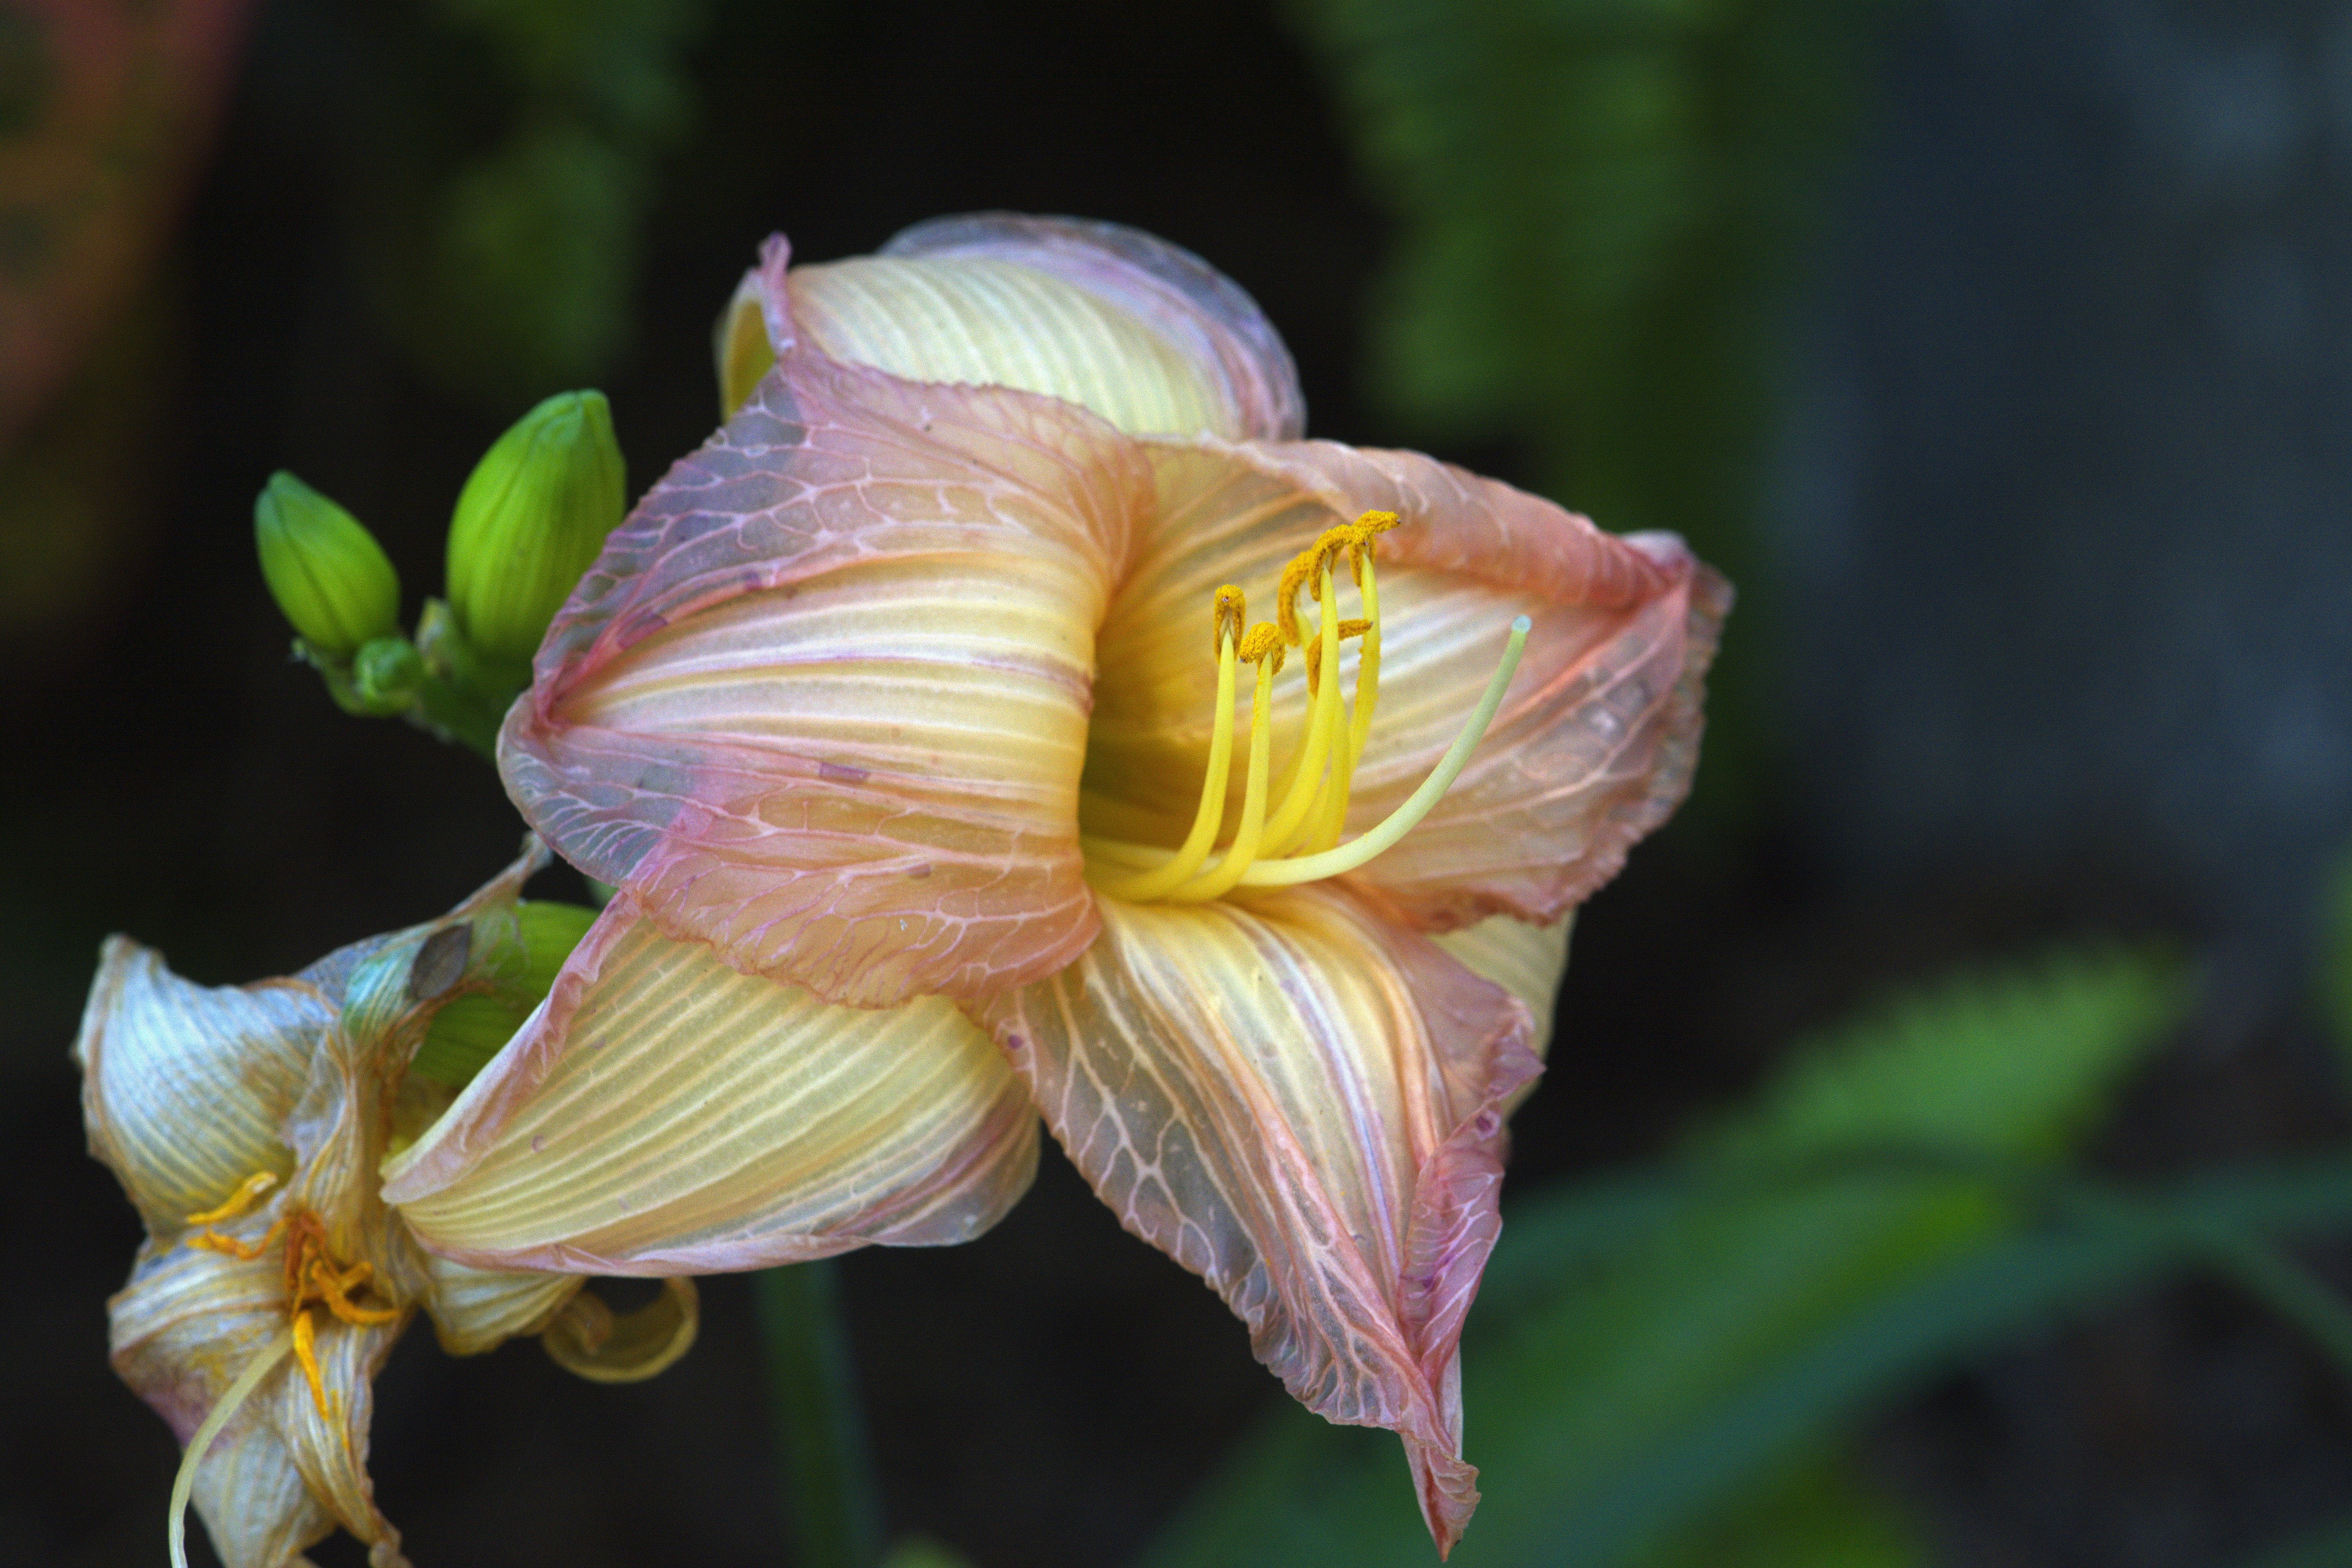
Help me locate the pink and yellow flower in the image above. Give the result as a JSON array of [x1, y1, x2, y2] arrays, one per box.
[[382, 215, 1729, 1555]]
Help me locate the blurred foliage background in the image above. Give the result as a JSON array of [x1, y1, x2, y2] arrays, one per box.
[[6, 1, 2352, 1565]]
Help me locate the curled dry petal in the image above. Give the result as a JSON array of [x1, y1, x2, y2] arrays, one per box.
[[75, 938, 325, 1236], [382, 902, 1039, 1273], [543, 1278, 701, 1383], [722, 214, 1305, 442], [1087, 439, 1729, 928], [980, 885, 1540, 1557], [507, 250, 1146, 1006]]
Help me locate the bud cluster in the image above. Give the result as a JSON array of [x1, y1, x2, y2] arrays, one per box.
[[254, 391, 626, 758]]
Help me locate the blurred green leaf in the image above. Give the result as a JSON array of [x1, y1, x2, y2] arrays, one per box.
[[1145, 949, 2187, 1568], [353, 0, 709, 409], [1634, 1455, 1922, 1568], [1286, 0, 1899, 817], [2320, 846, 2352, 1066], [2230, 1507, 2352, 1568]]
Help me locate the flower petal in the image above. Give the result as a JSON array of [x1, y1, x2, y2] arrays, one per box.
[[1431, 913, 1575, 1070], [108, 1241, 339, 1568], [724, 216, 1304, 441], [383, 903, 1039, 1273], [74, 937, 328, 1235], [542, 1278, 700, 1383], [1089, 440, 1728, 926], [264, 1314, 408, 1565], [979, 885, 1540, 1556], [508, 269, 1146, 1005], [418, 1254, 582, 1357]]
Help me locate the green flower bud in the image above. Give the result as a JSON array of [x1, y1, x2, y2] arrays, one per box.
[[445, 390, 626, 669], [254, 471, 401, 658]]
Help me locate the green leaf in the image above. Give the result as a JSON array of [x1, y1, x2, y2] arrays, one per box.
[[1145, 949, 2186, 1568]]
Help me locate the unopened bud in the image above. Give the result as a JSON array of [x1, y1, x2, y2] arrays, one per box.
[[445, 390, 625, 669], [254, 472, 401, 658]]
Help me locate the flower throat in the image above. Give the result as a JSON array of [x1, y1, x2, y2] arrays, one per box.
[[1083, 511, 1529, 903]]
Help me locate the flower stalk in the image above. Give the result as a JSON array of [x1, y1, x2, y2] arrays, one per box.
[[755, 1262, 884, 1568]]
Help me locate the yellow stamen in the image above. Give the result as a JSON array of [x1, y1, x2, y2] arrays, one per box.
[[1258, 560, 1347, 856], [182, 1170, 278, 1227], [1092, 593, 1244, 902], [1163, 629, 1281, 902], [187, 1214, 289, 1262], [1081, 509, 1519, 904], [290, 1307, 333, 1421], [1241, 615, 1530, 887], [314, 1259, 401, 1328]]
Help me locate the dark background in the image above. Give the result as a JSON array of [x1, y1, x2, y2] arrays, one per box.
[[5, 1, 2351, 1564]]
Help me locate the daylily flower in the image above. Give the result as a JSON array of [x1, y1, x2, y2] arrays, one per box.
[[75, 846, 696, 1568], [381, 215, 1729, 1555]]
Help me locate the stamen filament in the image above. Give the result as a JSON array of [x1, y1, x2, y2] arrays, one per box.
[[169, 1328, 294, 1568], [1164, 649, 1279, 902], [1259, 564, 1346, 856], [1090, 636, 1239, 902], [1240, 615, 1529, 888]]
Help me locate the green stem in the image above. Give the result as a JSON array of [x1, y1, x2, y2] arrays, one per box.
[[754, 1261, 884, 1568]]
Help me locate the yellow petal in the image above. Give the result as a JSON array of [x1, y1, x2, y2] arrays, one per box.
[[719, 217, 1305, 440], [509, 308, 1147, 1006], [75, 937, 324, 1235], [979, 885, 1540, 1556], [383, 905, 1039, 1272], [418, 1253, 583, 1357]]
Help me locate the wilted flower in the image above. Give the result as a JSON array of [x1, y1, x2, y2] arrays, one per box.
[[382, 216, 1728, 1555], [76, 847, 694, 1568]]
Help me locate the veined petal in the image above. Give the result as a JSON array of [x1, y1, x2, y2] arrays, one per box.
[[108, 1242, 339, 1568], [383, 903, 1039, 1273], [264, 1314, 408, 1565], [508, 270, 1146, 1005], [980, 886, 1540, 1556], [1432, 914, 1574, 1110], [723, 215, 1304, 441], [1089, 440, 1727, 926], [418, 1254, 582, 1357], [74, 937, 327, 1235]]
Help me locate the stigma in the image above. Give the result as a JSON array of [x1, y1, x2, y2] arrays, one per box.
[[1084, 511, 1528, 904]]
